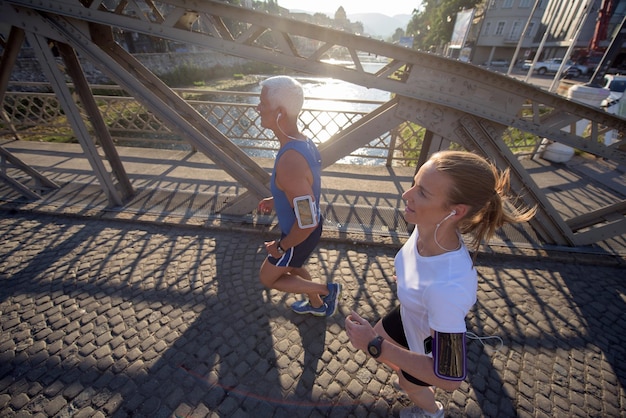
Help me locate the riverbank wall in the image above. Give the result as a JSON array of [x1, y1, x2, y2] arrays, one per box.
[[9, 50, 252, 84]]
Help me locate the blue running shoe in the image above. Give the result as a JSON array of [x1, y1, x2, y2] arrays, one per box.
[[291, 300, 327, 317], [323, 283, 341, 317]]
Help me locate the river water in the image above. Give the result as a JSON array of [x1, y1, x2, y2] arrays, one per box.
[[253, 61, 392, 108], [244, 62, 394, 164]]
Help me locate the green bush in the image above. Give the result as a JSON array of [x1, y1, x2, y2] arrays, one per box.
[[158, 62, 289, 87]]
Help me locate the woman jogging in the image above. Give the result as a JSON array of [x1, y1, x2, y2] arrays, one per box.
[[345, 150, 536, 417]]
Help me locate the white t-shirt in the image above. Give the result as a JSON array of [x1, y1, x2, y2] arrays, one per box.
[[395, 227, 477, 356]]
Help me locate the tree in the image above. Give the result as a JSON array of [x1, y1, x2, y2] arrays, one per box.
[[255, 0, 280, 14], [313, 12, 332, 27], [392, 28, 405, 43], [352, 21, 364, 35], [334, 6, 348, 22], [406, 0, 480, 52]]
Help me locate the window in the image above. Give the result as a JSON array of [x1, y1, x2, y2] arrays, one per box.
[[484, 22, 492, 36], [520, 0, 532, 7], [495, 21, 506, 36], [503, 0, 514, 8], [525, 22, 535, 37], [510, 21, 521, 40]]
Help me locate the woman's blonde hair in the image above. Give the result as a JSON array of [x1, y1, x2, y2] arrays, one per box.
[[430, 150, 536, 255]]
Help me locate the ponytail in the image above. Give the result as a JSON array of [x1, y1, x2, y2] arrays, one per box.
[[432, 152, 536, 258]]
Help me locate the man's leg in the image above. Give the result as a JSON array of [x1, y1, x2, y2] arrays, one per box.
[[291, 266, 326, 306], [293, 266, 311, 281], [259, 259, 328, 307]]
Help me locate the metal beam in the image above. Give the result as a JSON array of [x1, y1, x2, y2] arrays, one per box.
[[24, 31, 124, 207], [55, 41, 134, 201], [0, 27, 60, 199], [0, 0, 623, 246], [0, 26, 23, 105], [5, 0, 625, 164], [0, 146, 59, 196], [318, 99, 405, 168], [0, 170, 41, 199], [10, 0, 626, 164], [394, 96, 572, 245], [0, 27, 25, 142], [1, 5, 273, 202], [221, 99, 406, 215], [570, 218, 626, 245], [87, 23, 272, 199], [567, 201, 626, 230], [456, 115, 575, 246]]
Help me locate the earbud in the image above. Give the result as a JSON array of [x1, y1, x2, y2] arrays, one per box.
[[275, 111, 300, 141], [434, 209, 462, 251], [439, 210, 456, 224]]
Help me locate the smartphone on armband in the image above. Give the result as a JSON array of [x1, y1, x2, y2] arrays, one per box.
[[293, 196, 318, 228]]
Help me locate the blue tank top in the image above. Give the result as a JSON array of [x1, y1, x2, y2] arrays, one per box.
[[271, 138, 322, 234]]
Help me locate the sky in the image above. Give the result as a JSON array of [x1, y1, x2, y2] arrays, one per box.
[[276, 0, 420, 17]]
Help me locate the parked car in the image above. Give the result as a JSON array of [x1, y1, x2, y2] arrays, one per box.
[[562, 64, 589, 79], [484, 59, 510, 67], [563, 63, 588, 78], [600, 74, 626, 108], [522, 58, 589, 77], [582, 53, 602, 74]]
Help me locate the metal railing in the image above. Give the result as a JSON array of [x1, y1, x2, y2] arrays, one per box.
[[1, 82, 543, 166]]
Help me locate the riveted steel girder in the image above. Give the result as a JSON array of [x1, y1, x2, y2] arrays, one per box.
[[4, 0, 625, 162], [0, 0, 624, 245]]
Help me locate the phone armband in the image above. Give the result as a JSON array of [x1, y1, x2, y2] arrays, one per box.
[[293, 195, 318, 228], [432, 331, 467, 381]]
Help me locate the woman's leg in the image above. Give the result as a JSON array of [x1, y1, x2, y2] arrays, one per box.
[[398, 373, 439, 413], [373, 319, 439, 413], [373, 320, 402, 372]]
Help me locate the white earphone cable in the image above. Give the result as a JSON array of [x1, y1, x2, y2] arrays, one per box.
[[466, 331, 504, 355]]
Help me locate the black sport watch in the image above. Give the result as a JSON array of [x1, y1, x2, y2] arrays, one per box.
[[276, 240, 285, 255], [367, 336, 384, 358]]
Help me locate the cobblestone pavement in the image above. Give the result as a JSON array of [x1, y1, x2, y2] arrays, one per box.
[[0, 212, 624, 417]]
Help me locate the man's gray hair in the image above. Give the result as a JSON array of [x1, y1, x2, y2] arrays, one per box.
[[260, 76, 304, 119]]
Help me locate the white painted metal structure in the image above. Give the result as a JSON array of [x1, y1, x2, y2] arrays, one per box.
[[0, 0, 624, 247]]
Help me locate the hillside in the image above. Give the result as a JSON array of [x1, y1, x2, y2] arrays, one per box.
[[348, 13, 412, 39], [285, 8, 412, 40]]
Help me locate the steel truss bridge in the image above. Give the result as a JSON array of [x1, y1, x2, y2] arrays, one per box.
[[0, 0, 624, 247]]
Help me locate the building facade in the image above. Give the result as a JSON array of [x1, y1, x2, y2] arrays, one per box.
[[471, 0, 609, 68]]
